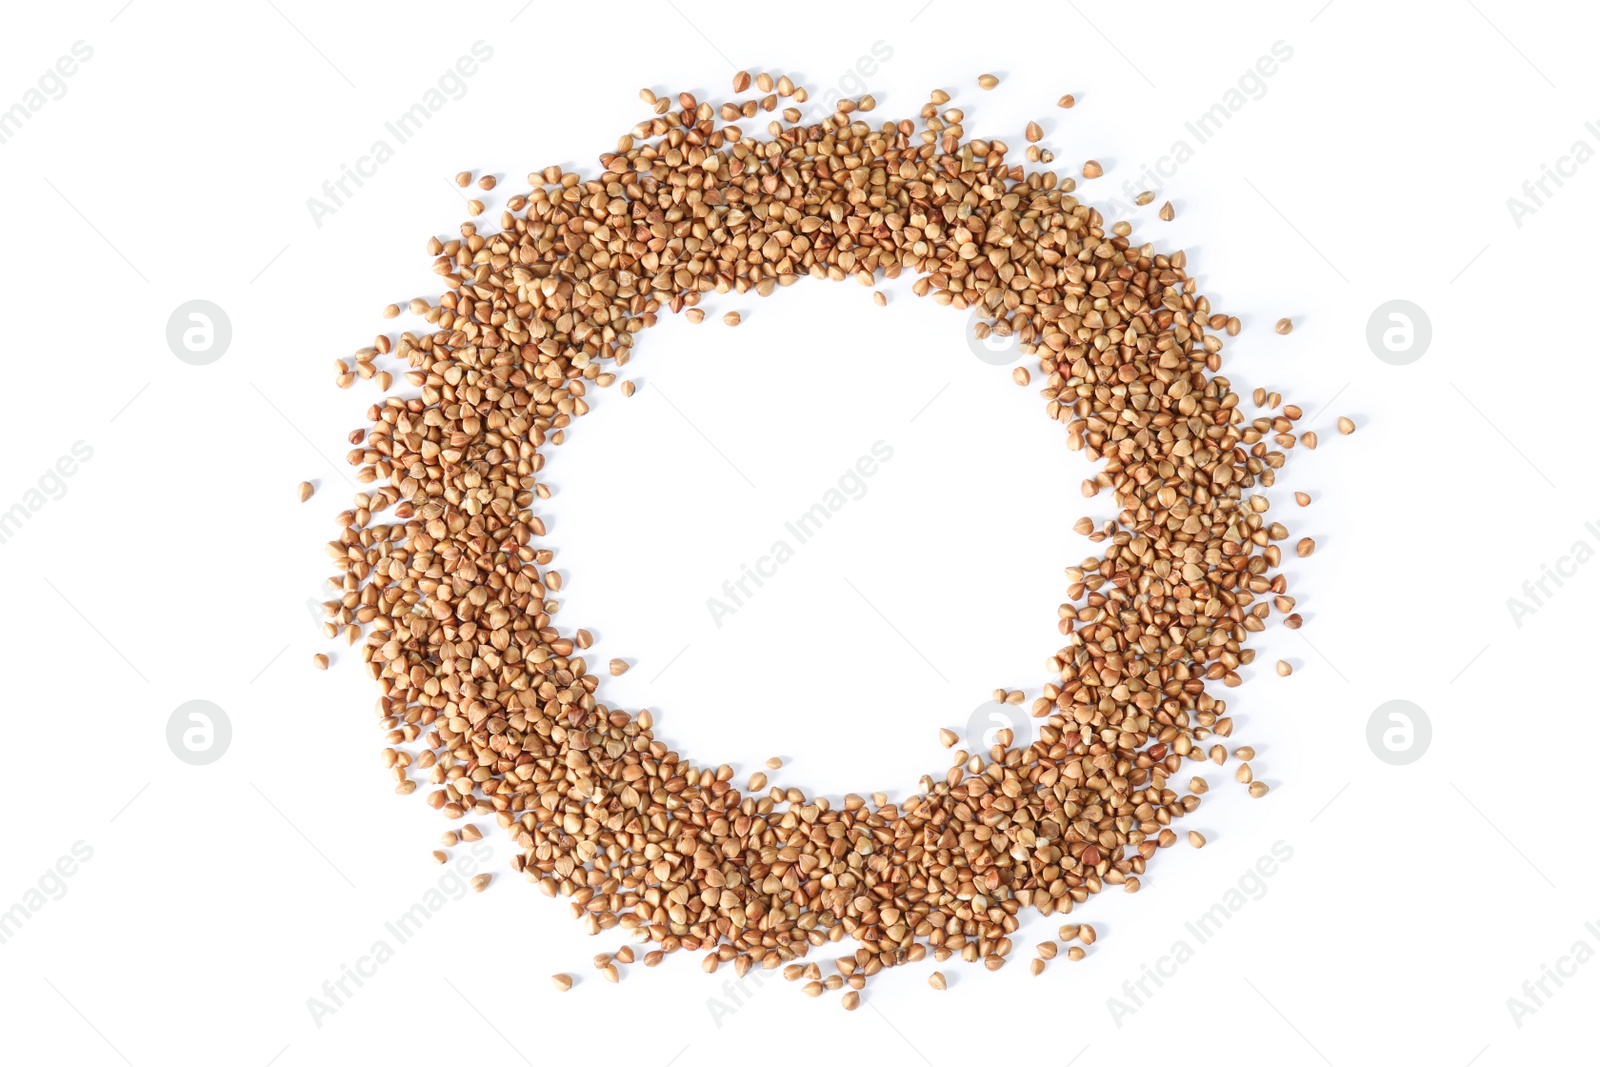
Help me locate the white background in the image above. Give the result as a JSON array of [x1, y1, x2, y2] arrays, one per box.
[[1, 1, 1594, 1064]]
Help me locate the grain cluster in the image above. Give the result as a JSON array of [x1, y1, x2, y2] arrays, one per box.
[[313, 72, 1334, 1003]]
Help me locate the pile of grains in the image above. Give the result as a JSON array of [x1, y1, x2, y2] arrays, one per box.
[[314, 71, 1334, 1002]]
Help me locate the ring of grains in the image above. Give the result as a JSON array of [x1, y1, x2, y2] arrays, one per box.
[[319, 75, 1310, 997]]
